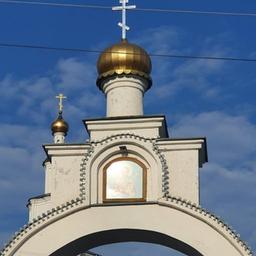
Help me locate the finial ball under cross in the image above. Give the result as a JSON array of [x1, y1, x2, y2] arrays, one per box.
[[112, 0, 136, 40], [56, 93, 67, 113]]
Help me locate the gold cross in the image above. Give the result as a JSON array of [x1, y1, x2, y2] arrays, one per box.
[[56, 93, 67, 113]]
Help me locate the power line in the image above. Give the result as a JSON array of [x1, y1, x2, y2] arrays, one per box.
[[135, 8, 256, 17], [0, 0, 111, 9], [1, 0, 256, 18], [0, 42, 256, 63]]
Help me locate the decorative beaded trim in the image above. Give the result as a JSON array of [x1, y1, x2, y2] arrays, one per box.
[[162, 196, 253, 256], [79, 146, 95, 203], [152, 141, 169, 196], [90, 133, 153, 145]]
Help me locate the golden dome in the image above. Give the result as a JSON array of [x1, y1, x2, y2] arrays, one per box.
[[51, 112, 69, 135], [97, 39, 152, 88]]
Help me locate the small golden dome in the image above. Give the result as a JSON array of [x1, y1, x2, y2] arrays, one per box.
[[51, 112, 69, 135], [97, 39, 152, 88]]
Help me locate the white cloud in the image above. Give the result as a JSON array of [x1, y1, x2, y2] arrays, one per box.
[[172, 111, 256, 164], [133, 26, 233, 100], [201, 162, 256, 248], [0, 125, 46, 249], [0, 58, 104, 129], [172, 111, 256, 248], [135, 26, 181, 55], [56, 58, 96, 90], [0, 124, 49, 150]]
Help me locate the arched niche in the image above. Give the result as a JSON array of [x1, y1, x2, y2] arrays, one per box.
[[88, 138, 165, 204]]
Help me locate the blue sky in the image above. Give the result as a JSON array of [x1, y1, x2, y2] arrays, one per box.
[[0, 0, 255, 255]]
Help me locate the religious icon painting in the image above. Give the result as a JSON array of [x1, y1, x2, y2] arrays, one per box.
[[103, 158, 146, 202]]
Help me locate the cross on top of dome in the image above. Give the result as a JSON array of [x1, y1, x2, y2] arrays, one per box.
[[56, 93, 67, 114], [112, 0, 136, 40]]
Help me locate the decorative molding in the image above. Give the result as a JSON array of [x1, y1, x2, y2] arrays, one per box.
[[79, 146, 95, 202], [152, 141, 170, 197], [97, 71, 152, 90], [90, 133, 169, 198], [90, 132, 154, 145], [160, 196, 253, 256]]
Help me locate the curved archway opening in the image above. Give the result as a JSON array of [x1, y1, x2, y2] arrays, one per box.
[[92, 242, 187, 256], [50, 229, 203, 256]]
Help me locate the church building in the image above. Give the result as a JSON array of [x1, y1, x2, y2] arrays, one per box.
[[0, 1, 253, 256]]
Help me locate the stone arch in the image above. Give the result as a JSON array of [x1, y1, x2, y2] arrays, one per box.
[[3, 202, 251, 256]]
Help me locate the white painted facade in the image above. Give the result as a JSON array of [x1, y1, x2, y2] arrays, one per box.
[[28, 116, 206, 220]]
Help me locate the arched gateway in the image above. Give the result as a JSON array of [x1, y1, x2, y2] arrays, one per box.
[[1, 1, 253, 255]]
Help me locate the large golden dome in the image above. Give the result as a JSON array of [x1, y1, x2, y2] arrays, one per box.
[[97, 39, 152, 88], [51, 112, 69, 135]]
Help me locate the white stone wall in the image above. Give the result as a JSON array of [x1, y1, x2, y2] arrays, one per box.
[[157, 139, 205, 204], [49, 155, 83, 205], [102, 77, 149, 117], [29, 118, 206, 221], [29, 145, 90, 221]]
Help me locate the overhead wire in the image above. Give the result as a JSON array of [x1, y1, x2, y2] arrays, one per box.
[[135, 8, 256, 17], [1, 0, 256, 17], [0, 0, 255, 63], [0, 0, 112, 9], [0, 0, 111, 9], [0, 42, 256, 63]]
